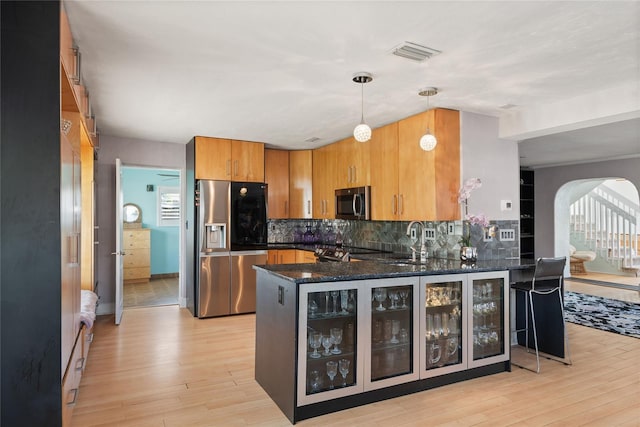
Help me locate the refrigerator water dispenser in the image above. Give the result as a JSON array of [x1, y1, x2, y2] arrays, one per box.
[[205, 223, 226, 249]]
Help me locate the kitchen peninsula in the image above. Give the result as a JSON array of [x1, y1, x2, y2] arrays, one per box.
[[254, 258, 532, 423]]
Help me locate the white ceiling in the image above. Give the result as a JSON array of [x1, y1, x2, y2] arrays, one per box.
[[64, 1, 640, 168]]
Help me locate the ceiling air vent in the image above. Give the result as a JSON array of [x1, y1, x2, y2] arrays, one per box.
[[391, 42, 441, 62]]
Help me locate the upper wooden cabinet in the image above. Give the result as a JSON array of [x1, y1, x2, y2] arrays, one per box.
[[397, 109, 460, 221], [195, 136, 265, 182], [289, 150, 313, 219], [335, 136, 370, 188], [312, 144, 337, 219], [370, 122, 400, 221], [265, 149, 290, 219]]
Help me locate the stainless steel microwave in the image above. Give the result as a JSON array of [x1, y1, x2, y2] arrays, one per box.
[[335, 186, 371, 220]]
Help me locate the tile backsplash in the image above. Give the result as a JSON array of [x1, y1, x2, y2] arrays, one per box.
[[268, 218, 520, 260]]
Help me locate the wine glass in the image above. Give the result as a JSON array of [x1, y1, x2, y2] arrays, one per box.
[[324, 292, 330, 316], [390, 320, 400, 344], [330, 290, 339, 315], [309, 332, 322, 359], [308, 298, 319, 318], [326, 361, 338, 390], [330, 328, 343, 354], [399, 289, 408, 308], [389, 291, 397, 309], [338, 359, 350, 387], [374, 288, 387, 311], [321, 335, 334, 356], [309, 369, 323, 392], [340, 290, 349, 314]]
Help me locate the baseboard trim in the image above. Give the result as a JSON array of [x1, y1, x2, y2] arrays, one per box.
[[151, 273, 179, 279]]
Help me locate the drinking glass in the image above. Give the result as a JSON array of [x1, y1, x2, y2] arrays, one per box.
[[340, 290, 349, 315], [321, 335, 334, 356], [389, 291, 398, 309], [338, 358, 350, 387], [426, 314, 434, 340], [326, 361, 338, 390], [324, 291, 330, 316], [383, 319, 392, 342], [309, 332, 322, 359], [374, 288, 387, 311], [434, 313, 443, 337], [330, 328, 343, 354], [441, 313, 450, 337], [309, 370, 323, 393], [330, 290, 339, 315], [390, 320, 400, 344], [399, 289, 408, 308], [308, 298, 319, 318]]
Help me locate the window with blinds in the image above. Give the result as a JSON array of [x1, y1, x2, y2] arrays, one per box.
[[158, 186, 180, 226]]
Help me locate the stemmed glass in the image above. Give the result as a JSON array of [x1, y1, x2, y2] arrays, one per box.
[[390, 320, 400, 344], [340, 290, 349, 314], [324, 292, 330, 316], [330, 290, 339, 315], [309, 332, 322, 359], [338, 359, 350, 387], [399, 289, 408, 308], [389, 291, 397, 309], [330, 328, 343, 354], [321, 335, 334, 356], [374, 288, 387, 311], [326, 361, 338, 390]]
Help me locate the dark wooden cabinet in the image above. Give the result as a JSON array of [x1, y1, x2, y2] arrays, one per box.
[[520, 169, 534, 260]]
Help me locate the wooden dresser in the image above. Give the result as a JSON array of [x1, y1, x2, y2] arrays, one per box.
[[123, 228, 151, 283]]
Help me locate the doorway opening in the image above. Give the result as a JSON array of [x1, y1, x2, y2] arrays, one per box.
[[555, 177, 639, 297], [121, 166, 181, 308]]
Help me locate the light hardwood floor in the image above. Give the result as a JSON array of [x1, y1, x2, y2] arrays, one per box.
[[72, 305, 640, 427]]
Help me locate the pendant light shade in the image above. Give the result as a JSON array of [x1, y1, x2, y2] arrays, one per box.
[[353, 72, 373, 142], [418, 87, 438, 151]]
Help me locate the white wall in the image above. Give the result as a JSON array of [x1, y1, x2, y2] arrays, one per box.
[[534, 158, 640, 259], [460, 111, 520, 221]]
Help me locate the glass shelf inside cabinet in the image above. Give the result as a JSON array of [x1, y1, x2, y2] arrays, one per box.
[[370, 285, 413, 381], [472, 279, 505, 360], [305, 290, 357, 395], [425, 282, 463, 370]]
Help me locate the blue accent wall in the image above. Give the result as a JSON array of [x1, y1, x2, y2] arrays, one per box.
[[122, 167, 179, 274]]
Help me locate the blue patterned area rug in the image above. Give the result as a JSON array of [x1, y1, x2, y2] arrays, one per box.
[[564, 291, 640, 339]]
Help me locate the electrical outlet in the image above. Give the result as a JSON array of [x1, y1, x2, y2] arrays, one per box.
[[447, 222, 455, 235], [410, 228, 417, 240], [425, 228, 436, 241], [483, 228, 494, 242], [499, 229, 516, 241]]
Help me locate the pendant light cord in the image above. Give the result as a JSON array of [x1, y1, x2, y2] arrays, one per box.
[[360, 83, 365, 123]]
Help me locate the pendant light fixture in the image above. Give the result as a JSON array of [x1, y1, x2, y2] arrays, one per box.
[[418, 87, 438, 151], [352, 72, 373, 142]]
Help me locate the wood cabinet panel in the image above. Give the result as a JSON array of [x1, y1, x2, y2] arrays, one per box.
[[370, 123, 399, 221], [295, 250, 316, 264], [195, 136, 232, 180], [265, 149, 289, 219], [397, 109, 460, 221], [336, 136, 369, 188], [232, 140, 265, 182], [289, 150, 313, 219], [268, 249, 298, 265], [312, 144, 337, 219]]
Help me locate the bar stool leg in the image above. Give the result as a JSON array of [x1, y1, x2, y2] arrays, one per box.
[[558, 288, 572, 366], [528, 291, 541, 373]]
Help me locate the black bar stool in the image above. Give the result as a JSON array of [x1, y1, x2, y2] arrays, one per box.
[[511, 256, 572, 373]]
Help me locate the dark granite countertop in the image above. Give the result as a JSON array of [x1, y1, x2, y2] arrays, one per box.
[[254, 257, 535, 284]]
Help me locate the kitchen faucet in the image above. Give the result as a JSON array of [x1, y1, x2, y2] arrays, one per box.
[[406, 221, 427, 262]]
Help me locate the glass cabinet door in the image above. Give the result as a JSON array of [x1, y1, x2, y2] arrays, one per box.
[[468, 271, 510, 368], [297, 282, 364, 405], [364, 278, 419, 390], [420, 275, 467, 378]]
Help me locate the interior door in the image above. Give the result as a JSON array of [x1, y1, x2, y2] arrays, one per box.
[[115, 158, 124, 324]]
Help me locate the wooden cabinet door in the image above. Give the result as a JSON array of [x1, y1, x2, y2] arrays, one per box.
[[195, 136, 231, 180], [265, 149, 289, 218], [397, 109, 460, 221], [289, 150, 313, 219], [295, 249, 316, 263], [267, 250, 279, 265], [370, 122, 399, 221], [432, 109, 460, 220], [232, 140, 265, 182], [278, 249, 297, 264], [335, 137, 369, 188], [398, 110, 437, 220], [312, 144, 337, 219]]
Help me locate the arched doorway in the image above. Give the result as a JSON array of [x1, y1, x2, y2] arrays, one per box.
[[555, 178, 639, 289]]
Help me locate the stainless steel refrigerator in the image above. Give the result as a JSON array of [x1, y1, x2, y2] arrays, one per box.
[[196, 180, 268, 318]]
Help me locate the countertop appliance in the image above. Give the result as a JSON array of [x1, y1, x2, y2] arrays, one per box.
[[335, 186, 370, 220], [196, 180, 268, 318]]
